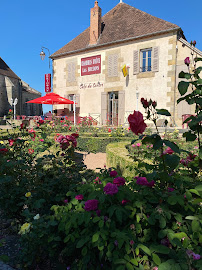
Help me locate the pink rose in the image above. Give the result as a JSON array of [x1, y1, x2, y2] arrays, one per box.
[[113, 177, 125, 187], [84, 199, 99, 211], [163, 147, 174, 155], [136, 143, 141, 147], [75, 194, 84, 201], [184, 57, 190, 66], [128, 111, 147, 135]]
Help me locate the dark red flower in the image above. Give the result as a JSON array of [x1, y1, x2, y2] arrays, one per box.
[[38, 120, 44, 124], [71, 133, 79, 138], [0, 148, 8, 154], [152, 101, 157, 108], [184, 57, 190, 66], [84, 199, 99, 211], [141, 98, 149, 109], [128, 111, 147, 135], [110, 170, 118, 177], [113, 177, 125, 187]]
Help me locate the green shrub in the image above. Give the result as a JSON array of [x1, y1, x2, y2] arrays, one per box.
[[106, 141, 138, 177]]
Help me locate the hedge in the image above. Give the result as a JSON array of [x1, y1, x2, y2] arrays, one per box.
[[106, 141, 138, 177], [76, 137, 134, 153]]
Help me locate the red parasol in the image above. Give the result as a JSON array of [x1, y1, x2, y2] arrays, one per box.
[[26, 92, 74, 105], [26, 92, 77, 125]]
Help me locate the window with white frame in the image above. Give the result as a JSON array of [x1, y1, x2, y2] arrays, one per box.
[[140, 48, 152, 72], [133, 47, 159, 75]]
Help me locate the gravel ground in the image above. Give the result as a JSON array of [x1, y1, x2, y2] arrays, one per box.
[[76, 151, 107, 171]]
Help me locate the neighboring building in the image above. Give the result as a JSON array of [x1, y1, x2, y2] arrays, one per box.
[[51, 1, 202, 126], [0, 57, 42, 117]]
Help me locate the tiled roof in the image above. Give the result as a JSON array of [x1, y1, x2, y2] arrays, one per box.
[[0, 57, 20, 80], [51, 3, 180, 58]]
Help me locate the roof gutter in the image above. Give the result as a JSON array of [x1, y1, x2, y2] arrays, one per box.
[[50, 27, 180, 59]]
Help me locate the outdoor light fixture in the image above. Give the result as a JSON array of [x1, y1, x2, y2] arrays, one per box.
[[40, 50, 45, 60], [136, 88, 139, 111], [11, 97, 18, 120], [40, 46, 51, 68]]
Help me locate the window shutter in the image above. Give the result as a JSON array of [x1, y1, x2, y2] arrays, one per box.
[[101, 92, 108, 125], [108, 55, 113, 77], [133, 50, 139, 75], [71, 62, 76, 81], [75, 94, 80, 114], [152, 47, 159, 72], [118, 91, 125, 125], [113, 54, 118, 77]]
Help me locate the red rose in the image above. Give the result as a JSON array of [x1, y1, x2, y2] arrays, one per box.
[[71, 133, 79, 138], [38, 120, 44, 124], [141, 98, 149, 109], [0, 148, 8, 154], [128, 111, 147, 135]]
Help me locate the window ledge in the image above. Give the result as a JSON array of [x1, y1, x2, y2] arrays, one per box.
[[137, 72, 155, 79]]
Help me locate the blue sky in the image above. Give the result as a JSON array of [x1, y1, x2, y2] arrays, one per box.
[[1, 0, 202, 113]]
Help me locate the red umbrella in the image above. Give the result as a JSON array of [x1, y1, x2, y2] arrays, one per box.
[[26, 92, 76, 125], [26, 92, 74, 105]]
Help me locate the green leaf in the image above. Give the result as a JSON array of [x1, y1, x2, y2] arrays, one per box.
[[197, 78, 202, 84], [126, 262, 134, 270], [167, 195, 178, 205], [114, 259, 126, 265], [174, 232, 187, 240], [159, 262, 172, 270], [178, 71, 192, 80], [156, 109, 171, 116], [138, 244, 151, 256], [150, 245, 170, 254], [195, 185, 202, 191], [189, 189, 200, 196], [185, 216, 198, 220], [165, 154, 180, 169], [77, 238, 87, 248], [183, 131, 197, 142], [130, 258, 138, 266], [178, 81, 189, 95], [152, 253, 161, 265], [159, 216, 166, 229], [194, 57, 202, 62], [192, 220, 200, 232], [163, 140, 180, 154], [92, 233, 99, 243], [82, 247, 87, 256]]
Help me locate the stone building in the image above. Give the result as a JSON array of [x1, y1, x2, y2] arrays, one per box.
[[51, 1, 202, 126], [0, 57, 42, 117]]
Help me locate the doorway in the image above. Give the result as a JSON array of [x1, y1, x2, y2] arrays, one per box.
[[108, 91, 118, 125]]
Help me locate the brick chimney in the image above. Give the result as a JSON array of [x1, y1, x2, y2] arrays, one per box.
[[89, 1, 102, 45]]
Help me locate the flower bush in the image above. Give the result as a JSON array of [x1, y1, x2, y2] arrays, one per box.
[[0, 40, 201, 270]]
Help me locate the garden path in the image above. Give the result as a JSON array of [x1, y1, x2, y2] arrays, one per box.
[[76, 151, 107, 171]]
